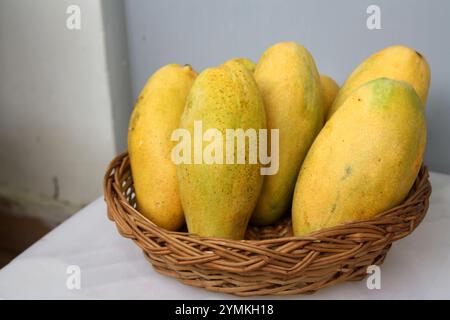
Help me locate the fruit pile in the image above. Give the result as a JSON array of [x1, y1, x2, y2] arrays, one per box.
[[128, 42, 430, 240]]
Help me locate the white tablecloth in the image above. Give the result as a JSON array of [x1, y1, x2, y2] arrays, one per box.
[[1, 171, 449, 299]]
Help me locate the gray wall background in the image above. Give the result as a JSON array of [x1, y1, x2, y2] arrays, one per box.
[[0, 0, 132, 224], [124, 0, 450, 174]]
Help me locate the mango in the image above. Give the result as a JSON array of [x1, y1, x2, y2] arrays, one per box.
[[251, 41, 324, 225], [128, 64, 196, 231], [177, 60, 266, 239], [320, 74, 339, 119], [292, 78, 427, 236], [327, 45, 430, 120]]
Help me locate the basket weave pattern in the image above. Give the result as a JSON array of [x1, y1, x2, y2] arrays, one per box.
[[104, 152, 431, 296]]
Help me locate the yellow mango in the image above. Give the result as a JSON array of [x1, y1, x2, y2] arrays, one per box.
[[251, 41, 324, 225], [327, 45, 430, 120], [177, 60, 266, 239], [320, 74, 339, 119], [292, 78, 427, 236], [128, 64, 196, 231]]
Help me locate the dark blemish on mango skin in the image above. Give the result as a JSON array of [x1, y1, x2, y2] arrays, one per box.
[[329, 190, 341, 215], [134, 96, 144, 105], [329, 167, 352, 215], [341, 165, 352, 180], [129, 111, 140, 131], [330, 203, 337, 213]]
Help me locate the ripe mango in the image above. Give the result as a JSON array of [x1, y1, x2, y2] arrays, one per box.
[[327, 45, 430, 120], [320, 74, 339, 119], [177, 60, 266, 239], [292, 78, 427, 236], [128, 64, 197, 231], [251, 42, 324, 225]]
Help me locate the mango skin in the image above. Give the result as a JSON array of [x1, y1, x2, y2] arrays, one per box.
[[320, 74, 339, 119], [327, 45, 431, 120], [128, 64, 197, 231], [229, 58, 256, 73], [177, 60, 266, 239], [251, 41, 324, 226], [292, 78, 427, 236]]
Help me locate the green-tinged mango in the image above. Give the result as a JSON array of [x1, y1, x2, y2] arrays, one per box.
[[176, 60, 266, 239], [251, 41, 324, 225], [292, 78, 427, 236], [320, 74, 339, 119], [128, 64, 197, 231], [327, 45, 430, 120]]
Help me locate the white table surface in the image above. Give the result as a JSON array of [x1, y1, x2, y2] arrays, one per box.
[[1, 171, 449, 300]]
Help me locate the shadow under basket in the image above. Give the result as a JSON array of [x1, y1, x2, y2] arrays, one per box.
[[104, 152, 431, 296]]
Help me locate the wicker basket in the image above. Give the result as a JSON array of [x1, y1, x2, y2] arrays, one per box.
[[104, 152, 431, 296]]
